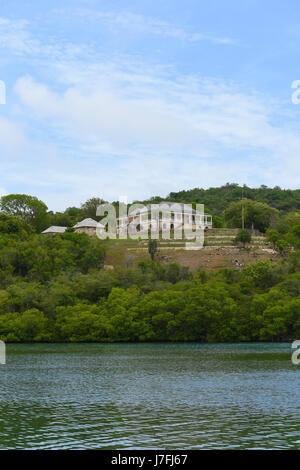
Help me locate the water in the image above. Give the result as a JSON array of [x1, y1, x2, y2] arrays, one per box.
[[0, 343, 299, 449]]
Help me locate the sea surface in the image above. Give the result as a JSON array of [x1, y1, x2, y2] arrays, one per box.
[[0, 342, 299, 449]]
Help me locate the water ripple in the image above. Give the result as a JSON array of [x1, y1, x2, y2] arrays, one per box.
[[0, 343, 299, 449]]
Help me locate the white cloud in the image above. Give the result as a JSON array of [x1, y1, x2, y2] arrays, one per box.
[[0, 16, 90, 61], [54, 8, 235, 45], [104, 11, 234, 44], [14, 71, 300, 161], [0, 116, 29, 154], [10, 64, 300, 210], [0, 10, 298, 210], [0, 18, 39, 55], [0, 187, 8, 198]]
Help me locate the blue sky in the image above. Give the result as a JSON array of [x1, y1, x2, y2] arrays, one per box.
[[0, 0, 300, 210]]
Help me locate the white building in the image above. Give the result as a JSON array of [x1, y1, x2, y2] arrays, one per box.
[[41, 226, 67, 234], [118, 202, 212, 236]]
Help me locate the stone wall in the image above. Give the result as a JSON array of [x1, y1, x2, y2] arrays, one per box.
[[74, 227, 97, 236]]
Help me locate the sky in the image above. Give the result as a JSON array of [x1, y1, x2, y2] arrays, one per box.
[[0, 0, 300, 210]]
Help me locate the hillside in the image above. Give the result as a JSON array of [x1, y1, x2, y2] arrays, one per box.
[[104, 229, 277, 272], [141, 184, 300, 215], [0, 212, 298, 343]]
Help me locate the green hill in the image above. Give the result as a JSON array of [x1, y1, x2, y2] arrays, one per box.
[[142, 184, 300, 215]]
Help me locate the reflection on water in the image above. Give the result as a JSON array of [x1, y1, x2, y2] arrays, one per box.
[[0, 343, 299, 449]]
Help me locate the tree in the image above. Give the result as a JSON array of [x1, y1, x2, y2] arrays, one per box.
[[276, 239, 290, 259], [242, 260, 280, 289], [288, 251, 300, 273], [0, 194, 49, 232], [79, 240, 106, 273], [0, 309, 51, 342], [288, 223, 300, 249], [266, 229, 281, 249], [278, 212, 300, 234], [0, 213, 33, 238], [224, 199, 279, 232], [64, 206, 83, 220], [81, 197, 107, 220], [148, 239, 158, 261], [155, 184, 300, 216], [234, 229, 251, 248], [48, 212, 74, 227], [213, 215, 223, 228]]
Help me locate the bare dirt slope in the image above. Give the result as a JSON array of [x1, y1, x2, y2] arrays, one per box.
[[103, 230, 278, 271]]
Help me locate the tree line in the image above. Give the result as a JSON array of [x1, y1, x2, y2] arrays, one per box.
[[163, 183, 300, 214], [1, 187, 299, 234]]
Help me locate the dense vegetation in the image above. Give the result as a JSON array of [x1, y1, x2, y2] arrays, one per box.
[[0, 210, 298, 343], [0, 194, 107, 233], [144, 183, 300, 216], [0, 189, 299, 343]]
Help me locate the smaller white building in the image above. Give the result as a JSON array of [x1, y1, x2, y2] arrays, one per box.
[[42, 218, 105, 236], [42, 226, 67, 234], [73, 218, 105, 236]]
